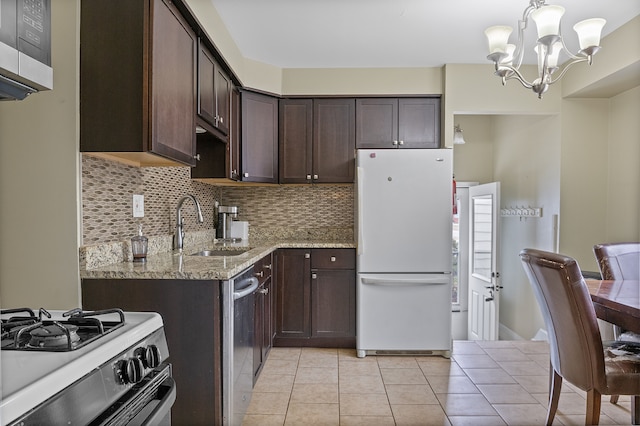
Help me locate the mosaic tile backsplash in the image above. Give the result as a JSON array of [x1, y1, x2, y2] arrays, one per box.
[[81, 155, 354, 245]]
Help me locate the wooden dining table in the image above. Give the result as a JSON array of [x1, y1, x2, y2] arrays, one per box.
[[586, 279, 640, 334]]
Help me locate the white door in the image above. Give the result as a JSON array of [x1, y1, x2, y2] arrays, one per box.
[[467, 182, 501, 341]]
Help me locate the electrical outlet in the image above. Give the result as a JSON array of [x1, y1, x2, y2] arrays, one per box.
[[133, 194, 144, 217]]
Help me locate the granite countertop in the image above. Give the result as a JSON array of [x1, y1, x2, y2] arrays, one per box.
[[80, 233, 356, 281]]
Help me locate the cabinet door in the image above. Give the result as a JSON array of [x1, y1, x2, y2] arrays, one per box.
[[230, 88, 241, 180], [275, 249, 311, 338], [150, 0, 197, 166], [355, 98, 399, 149], [241, 91, 279, 183], [264, 277, 274, 350], [313, 98, 355, 183], [254, 282, 266, 382], [398, 98, 440, 148], [279, 99, 313, 184], [311, 269, 356, 338], [197, 43, 216, 127], [215, 66, 231, 135]]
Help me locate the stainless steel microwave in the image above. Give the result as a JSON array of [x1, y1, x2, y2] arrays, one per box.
[[0, 0, 52, 100]]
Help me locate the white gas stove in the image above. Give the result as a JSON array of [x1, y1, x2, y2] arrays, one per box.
[[1, 308, 175, 425]]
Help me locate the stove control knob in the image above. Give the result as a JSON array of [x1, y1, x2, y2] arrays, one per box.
[[117, 358, 144, 384], [137, 345, 162, 368]]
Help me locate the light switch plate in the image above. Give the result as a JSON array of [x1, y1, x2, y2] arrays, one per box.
[[133, 194, 144, 217]]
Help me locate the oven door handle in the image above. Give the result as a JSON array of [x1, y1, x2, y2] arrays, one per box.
[[233, 277, 259, 300], [140, 376, 176, 426]]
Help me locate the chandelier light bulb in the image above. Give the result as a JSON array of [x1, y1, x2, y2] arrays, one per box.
[[547, 42, 562, 68], [485, 26, 513, 54], [531, 5, 565, 39], [574, 18, 606, 50], [534, 41, 562, 69]]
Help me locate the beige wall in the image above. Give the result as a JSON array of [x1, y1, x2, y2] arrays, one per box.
[[0, 0, 80, 309], [607, 85, 640, 241], [493, 114, 561, 339], [281, 68, 442, 96], [558, 98, 610, 271], [452, 115, 494, 184]]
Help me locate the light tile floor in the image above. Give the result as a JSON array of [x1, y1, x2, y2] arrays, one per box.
[[243, 340, 636, 425]]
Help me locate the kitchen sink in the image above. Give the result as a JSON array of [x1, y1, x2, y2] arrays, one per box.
[[190, 249, 250, 257]]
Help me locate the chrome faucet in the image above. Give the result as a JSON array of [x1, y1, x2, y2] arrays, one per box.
[[174, 194, 204, 252]]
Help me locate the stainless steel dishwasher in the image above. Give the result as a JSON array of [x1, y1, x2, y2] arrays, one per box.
[[222, 266, 259, 426]]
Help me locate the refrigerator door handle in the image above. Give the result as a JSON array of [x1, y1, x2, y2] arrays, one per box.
[[361, 276, 450, 286], [357, 166, 364, 256]]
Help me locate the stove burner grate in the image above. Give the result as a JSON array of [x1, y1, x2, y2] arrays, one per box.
[[1, 307, 126, 352]]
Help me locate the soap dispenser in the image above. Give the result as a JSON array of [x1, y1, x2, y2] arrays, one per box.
[[131, 223, 148, 262]]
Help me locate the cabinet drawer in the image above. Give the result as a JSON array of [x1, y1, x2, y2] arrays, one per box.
[[311, 249, 355, 270], [255, 252, 273, 285]]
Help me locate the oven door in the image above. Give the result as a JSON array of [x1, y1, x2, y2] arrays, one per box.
[[9, 362, 176, 426], [92, 362, 176, 426]]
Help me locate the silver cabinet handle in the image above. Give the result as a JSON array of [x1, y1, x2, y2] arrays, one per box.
[[306, 174, 312, 180], [264, 264, 272, 270], [258, 288, 268, 294], [255, 271, 264, 278], [243, 172, 249, 178], [392, 140, 398, 146], [194, 154, 201, 161], [312, 273, 317, 279], [313, 174, 319, 180], [304, 253, 310, 259], [399, 140, 404, 145], [330, 256, 336, 262]]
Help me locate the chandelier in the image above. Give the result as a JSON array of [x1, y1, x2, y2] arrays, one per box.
[[484, 0, 606, 98]]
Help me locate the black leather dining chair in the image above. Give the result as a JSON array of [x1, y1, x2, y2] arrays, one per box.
[[520, 248, 640, 425]]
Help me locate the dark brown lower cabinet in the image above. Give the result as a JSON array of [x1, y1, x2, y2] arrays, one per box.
[[81, 279, 223, 426], [253, 253, 274, 383], [275, 249, 311, 341], [311, 269, 356, 339], [274, 249, 355, 348]]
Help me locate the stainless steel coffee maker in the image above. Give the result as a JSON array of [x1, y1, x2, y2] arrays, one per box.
[[216, 205, 239, 241]]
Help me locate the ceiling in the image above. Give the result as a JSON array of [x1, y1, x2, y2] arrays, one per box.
[[209, 0, 640, 69]]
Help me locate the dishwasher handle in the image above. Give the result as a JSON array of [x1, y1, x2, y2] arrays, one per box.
[[233, 277, 259, 300]]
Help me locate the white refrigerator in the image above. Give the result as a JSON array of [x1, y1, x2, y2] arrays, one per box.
[[356, 149, 453, 358]]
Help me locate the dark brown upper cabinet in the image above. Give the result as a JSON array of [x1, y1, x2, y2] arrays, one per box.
[[355, 98, 441, 149], [191, 87, 240, 183], [229, 88, 241, 181], [279, 98, 355, 184], [80, 0, 198, 167], [279, 99, 313, 184], [240, 90, 279, 183], [197, 41, 230, 137]]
